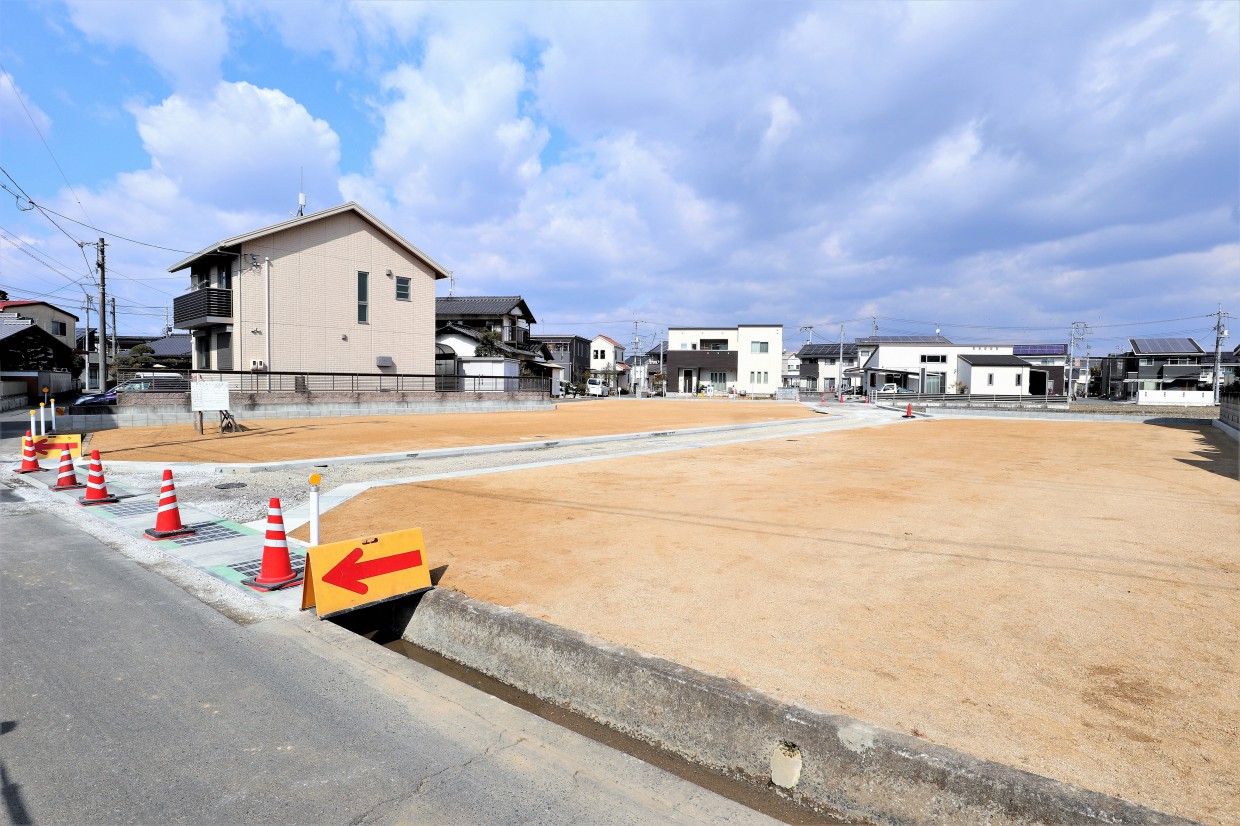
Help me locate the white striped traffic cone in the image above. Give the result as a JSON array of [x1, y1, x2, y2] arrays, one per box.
[[242, 497, 301, 591], [52, 447, 85, 491], [14, 431, 42, 474], [144, 469, 195, 539], [78, 449, 119, 506]]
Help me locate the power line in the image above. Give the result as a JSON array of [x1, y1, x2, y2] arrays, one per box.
[[30, 202, 195, 254], [0, 61, 94, 228]]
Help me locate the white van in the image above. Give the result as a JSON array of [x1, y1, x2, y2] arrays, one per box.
[[586, 378, 609, 397]]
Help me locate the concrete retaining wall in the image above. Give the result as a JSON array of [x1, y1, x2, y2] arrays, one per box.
[[1220, 394, 1240, 429], [56, 393, 553, 431], [403, 589, 1195, 825]]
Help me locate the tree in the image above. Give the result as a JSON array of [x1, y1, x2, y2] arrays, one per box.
[[112, 343, 157, 378], [474, 330, 503, 357]]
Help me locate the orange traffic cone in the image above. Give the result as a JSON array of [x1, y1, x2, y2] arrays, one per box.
[[78, 449, 119, 506], [52, 447, 84, 490], [903, 403, 914, 419], [14, 431, 42, 474], [243, 498, 302, 591], [144, 469, 195, 539]]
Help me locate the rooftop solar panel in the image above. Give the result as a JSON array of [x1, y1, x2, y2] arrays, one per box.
[[1130, 337, 1202, 355], [1013, 344, 1067, 356]]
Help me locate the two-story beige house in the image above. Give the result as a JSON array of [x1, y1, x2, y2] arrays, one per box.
[[170, 202, 449, 375], [0, 300, 78, 351]]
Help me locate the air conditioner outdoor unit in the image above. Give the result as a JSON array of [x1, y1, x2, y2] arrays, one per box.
[[249, 359, 266, 371]]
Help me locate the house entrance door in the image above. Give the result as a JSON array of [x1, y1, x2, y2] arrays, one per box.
[[682, 369, 695, 394], [924, 373, 943, 394]]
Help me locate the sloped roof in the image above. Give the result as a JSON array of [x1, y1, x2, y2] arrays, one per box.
[[1130, 337, 1203, 355], [168, 202, 449, 278], [798, 343, 859, 357], [436, 322, 551, 360], [143, 334, 192, 358], [0, 300, 79, 320], [436, 296, 535, 323], [856, 335, 953, 345], [959, 354, 1032, 367], [594, 335, 622, 347], [645, 341, 669, 356]]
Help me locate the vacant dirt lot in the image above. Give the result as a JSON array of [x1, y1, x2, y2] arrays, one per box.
[[297, 418, 1239, 825], [88, 400, 815, 463]]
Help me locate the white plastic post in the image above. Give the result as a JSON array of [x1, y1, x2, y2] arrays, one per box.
[[308, 472, 322, 546], [29, 410, 36, 436], [50, 400, 56, 432], [38, 403, 46, 436]]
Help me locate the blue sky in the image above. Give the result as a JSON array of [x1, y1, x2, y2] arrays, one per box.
[[1, 0, 1236, 355]]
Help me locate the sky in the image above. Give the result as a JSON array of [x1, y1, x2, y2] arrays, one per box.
[[1, 0, 1236, 356]]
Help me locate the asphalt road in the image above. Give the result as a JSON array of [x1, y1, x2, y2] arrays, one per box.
[[0, 489, 774, 825]]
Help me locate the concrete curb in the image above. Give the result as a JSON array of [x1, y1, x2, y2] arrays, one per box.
[[98, 416, 836, 474], [404, 589, 1198, 826], [1211, 417, 1240, 443]]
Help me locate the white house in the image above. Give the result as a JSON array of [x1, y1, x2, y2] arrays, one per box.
[[861, 338, 1066, 395], [590, 335, 627, 391], [665, 325, 783, 396]]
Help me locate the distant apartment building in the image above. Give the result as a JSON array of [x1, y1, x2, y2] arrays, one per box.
[[665, 325, 782, 395]]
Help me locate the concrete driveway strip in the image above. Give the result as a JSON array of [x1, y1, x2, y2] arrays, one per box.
[[0, 505, 776, 825]]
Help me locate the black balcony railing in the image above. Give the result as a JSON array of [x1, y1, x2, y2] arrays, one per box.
[[173, 288, 232, 329]]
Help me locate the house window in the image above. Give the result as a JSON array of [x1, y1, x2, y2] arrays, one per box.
[[751, 341, 769, 353], [1015, 374, 1022, 387], [357, 271, 369, 323], [51, 320, 67, 336], [395, 276, 411, 301], [987, 373, 994, 386], [920, 354, 946, 363], [196, 333, 211, 369], [680, 343, 687, 349], [709, 371, 727, 389]]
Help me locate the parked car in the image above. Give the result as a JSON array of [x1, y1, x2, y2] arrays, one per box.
[[71, 374, 190, 407], [878, 383, 914, 394], [586, 378, 609, 397]]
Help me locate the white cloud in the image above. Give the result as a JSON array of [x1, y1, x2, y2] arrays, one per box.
[[64, 0, 228, 92], [0, 73, 52, 139], [132, 81, 340, 209]]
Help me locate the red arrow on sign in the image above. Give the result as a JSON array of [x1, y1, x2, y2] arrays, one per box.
[[33, 439, 74, 457], [322, 547, 423, 595]]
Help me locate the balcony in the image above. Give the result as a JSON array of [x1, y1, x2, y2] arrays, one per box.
[[173, 288, 232, 329], [503, 326, 529, 346]]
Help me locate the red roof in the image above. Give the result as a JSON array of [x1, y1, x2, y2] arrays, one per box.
[[0, 300, 79, 320], [594, 335, 622, 347]]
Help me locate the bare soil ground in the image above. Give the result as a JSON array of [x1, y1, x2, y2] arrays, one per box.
[[87, 400, 815, 463], [294, 417, 1239, 825]]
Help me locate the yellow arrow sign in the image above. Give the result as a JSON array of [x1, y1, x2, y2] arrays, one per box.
[[301, 528, 433, 618], [33, 433, 83, 458]]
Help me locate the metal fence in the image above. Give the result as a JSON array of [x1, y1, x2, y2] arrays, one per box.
[[869, 391, 1068, 407], [115, 369, 550, 395]]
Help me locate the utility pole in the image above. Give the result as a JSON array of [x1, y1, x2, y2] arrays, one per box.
[[164, 307, 171, 336], [797, 326, 813, 396], [109, 296, 117, 372], [660, 332, 666, 397], [1066, 321, 1090, 407], [1213, 304, 1231, 404], [82, 293, 93, 391], [96, 238, 108, 388], [632, 320, 642, 398], [871, 315, 878, 338], [838, 324, 845, 396]]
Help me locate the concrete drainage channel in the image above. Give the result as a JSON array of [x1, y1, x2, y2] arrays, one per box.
[[331, 589, 1195, 826]]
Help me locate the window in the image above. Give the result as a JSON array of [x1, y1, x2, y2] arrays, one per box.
[[195, 333, 211, 369], [1015, 374, 1022, 387], [357, 271, 369, 323], [920, 354, 946, 363], [680, 342, 688, 349], [709, 371, 727, 389], [987, 373, 994, 386], [751, 341, 769, 353], [51, 320, 67, 336], [395, 276, 411, 301], [750, 372, 755, 383]]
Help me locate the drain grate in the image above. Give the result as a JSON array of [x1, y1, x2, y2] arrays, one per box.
[[214, 482, 247, 490], [166, 522, 247, 546], [226, 552, 306, 579], [103, 500, 158, 517]]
